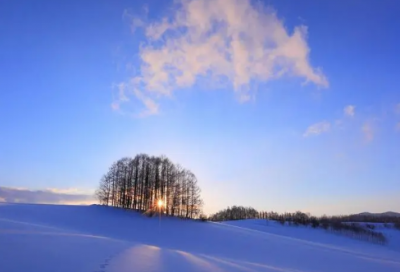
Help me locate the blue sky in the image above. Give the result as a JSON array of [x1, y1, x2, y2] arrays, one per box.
[[0, 0, 399, 215]]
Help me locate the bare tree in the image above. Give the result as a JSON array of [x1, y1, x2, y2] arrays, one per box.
[[96, 154, 203, 219]]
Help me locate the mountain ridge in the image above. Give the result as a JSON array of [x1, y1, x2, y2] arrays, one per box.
[[357, 211, 400, 217]]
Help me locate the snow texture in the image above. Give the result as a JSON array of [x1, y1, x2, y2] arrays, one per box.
[[1, 203, 400, 272]]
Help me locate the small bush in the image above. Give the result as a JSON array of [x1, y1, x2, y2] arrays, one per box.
[[321, 221, 329, 229], [366, 223, 375, 230], [310, 217, 320, 228], [199, 214, 208, 222], [143, 209, 155, 217]]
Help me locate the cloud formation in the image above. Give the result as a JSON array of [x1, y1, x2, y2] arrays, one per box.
[[344, 105, 355, 117], [44, 187, 96, 196], [303, 121, 331, 137], [362, 122, 374, 142], [0, 187, 96, 205], [114, 0, 328, 115]]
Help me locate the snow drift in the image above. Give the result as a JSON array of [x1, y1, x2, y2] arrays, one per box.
[[1, 203, 400, 272]]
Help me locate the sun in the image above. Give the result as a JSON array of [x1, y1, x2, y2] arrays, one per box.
[[157, 199, 163, 208]]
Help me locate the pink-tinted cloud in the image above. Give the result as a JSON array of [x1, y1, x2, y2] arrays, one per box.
[[362, 122, 374, 143], [344, 105, 355, 117], [113, 0, 328, 115]]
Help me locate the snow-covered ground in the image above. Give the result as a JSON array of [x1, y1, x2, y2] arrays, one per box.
[[1, 203, 400, 272]]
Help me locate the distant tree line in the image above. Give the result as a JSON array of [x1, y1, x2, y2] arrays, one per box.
[[209, 207, 399, 244], [210, 207, 400, 227], [327, 213, 400, 226], [95, 154, 203, 219], [262, 211, 390, 244], [209, 206, 258, 221]]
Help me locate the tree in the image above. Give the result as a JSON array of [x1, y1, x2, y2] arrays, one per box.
[[96, 154, 203, 219], [209, 206, 259, 221]]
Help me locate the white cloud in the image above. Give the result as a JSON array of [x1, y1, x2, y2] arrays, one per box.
[[362, 122, 374, 142], [0, 187, 96, 205], [133, 89, 159, 116], [344, 105, 355, 117], [111, 83, 129, 111], [303, 121, 331, 137], [114, 0, 328, 115], [44, 188, 95, 195]]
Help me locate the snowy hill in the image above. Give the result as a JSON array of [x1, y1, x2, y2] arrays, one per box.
[[1, 204, 400, 272]]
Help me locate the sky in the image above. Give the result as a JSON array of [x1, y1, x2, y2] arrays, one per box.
[[0, 0, 399, 215]]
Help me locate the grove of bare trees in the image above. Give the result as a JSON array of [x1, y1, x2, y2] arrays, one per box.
[[209, 206, 259, 221], [95, 154, 203, 219]]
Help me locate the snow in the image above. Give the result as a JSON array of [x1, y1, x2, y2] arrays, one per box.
[[1, 203, 400, 272], [224, 219, 400, 252]]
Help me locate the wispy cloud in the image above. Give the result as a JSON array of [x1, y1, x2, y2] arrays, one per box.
[[303, 121, 331, 137], [111, 82, 129, 111], [133, 89, 159, 116], [44, 187, 95, 195], [113, 0, 328, 115], [362, 122, 374, 143], [0, 187, 96, 205], [344, 105, 355, 117]]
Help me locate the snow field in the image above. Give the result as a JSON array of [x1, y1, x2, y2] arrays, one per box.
[[1, 203, 400, 272]]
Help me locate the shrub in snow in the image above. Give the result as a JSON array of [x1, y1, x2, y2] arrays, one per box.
[[199, 214, 208, 222]]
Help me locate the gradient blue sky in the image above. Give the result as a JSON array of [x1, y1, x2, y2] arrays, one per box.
[[1, 0, 399, 215]]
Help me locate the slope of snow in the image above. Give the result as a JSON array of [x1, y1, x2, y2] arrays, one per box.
[[223, 219, 400, 251], [1, 203, 400, 272]]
